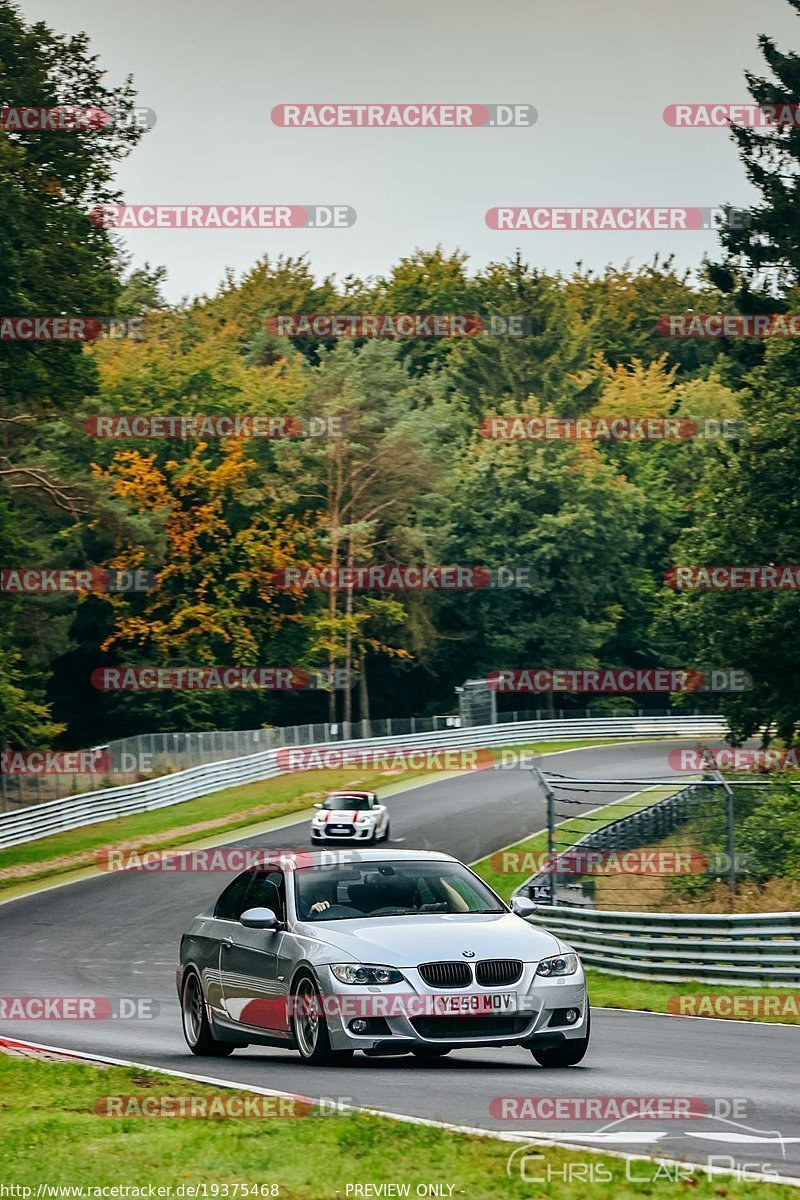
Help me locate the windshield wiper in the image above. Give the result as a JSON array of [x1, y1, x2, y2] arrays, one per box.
[[359, 906, 504, 918]]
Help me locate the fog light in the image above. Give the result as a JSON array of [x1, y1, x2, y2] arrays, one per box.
[[349, 1019, 368, 1033], [565, 1008, 579, 1024]]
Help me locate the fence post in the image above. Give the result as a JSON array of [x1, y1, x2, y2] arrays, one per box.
[[715, 771, 737, 899], [533, 766, 556, 904]]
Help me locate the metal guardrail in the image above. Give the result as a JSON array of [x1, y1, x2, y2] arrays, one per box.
[[1, 705, 716, 809], [0, 714, 727, 850], [525, 905, 800, 986]]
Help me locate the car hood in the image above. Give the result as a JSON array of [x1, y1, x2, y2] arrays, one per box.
[[296, 911, 562, 966], [314, 810, 373, 822]]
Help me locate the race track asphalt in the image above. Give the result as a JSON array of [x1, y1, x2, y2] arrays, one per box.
[[1, 739, 798, 1180]]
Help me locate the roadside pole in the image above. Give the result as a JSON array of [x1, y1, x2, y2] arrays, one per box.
[[533, 764, 556, 905], [714, 770, 737, 900]]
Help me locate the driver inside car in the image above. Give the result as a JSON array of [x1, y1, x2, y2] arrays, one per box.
[[303, 876, 365, 919], [307, 880, 338, 914]]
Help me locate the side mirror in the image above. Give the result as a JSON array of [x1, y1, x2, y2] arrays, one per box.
[[240, 906, 280, 930], [313, 803, 324, 809], [511, 895, 537, 919]]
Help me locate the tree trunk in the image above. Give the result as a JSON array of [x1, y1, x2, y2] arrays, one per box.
[[343, 537, 354, 724], [326, 442, 343, 725], [359, 654, 370, 733], [327, 530, 340, 724]]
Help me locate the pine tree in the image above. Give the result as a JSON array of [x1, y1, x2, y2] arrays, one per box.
[[711, 0, 800, 294]]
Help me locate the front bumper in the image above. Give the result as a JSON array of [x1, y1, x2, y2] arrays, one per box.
[[315, 962, 588, 1053], [311, 823, 377, 841]]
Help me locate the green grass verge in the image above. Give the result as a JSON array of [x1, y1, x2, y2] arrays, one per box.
[[0, 739, 615, 896], [1, 1055, 797, 1197], [583, 970, 800, 1024]]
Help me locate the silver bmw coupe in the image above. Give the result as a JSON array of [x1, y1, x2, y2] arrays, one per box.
[[177, 849, 590, 1067]]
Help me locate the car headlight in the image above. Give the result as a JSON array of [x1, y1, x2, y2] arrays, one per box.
[[312, 814, 326, 823], [355, 814, 375, 824], [536, 953, 579, 977], [330, 964, 403, 985]]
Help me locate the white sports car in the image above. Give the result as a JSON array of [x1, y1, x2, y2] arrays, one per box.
[[310, 790, 390, 844]]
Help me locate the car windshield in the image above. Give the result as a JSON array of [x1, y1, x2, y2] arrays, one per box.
[[323, 795, 371, 811], [294, 860, 506, 921]]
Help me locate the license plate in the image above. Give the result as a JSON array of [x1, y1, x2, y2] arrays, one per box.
[[329, 826, 349, 833], [432, 992, 517, 1015]]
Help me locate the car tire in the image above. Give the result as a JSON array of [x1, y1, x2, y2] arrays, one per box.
[[530, 1007, 591, 1067], [411, 1047, 450, 1059], [181, 970, 239, 1056], [291, 973, 354, 1067], [382, 819, 391, 842]]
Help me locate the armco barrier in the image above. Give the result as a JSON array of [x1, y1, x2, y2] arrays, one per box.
[[1, 706, 716, 809], [0, 714, 727, 851], [525, 905, 800, 986]]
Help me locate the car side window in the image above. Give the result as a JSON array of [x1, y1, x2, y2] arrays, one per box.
[[214, 872, 254, 921], [246, 870, 286, 922]]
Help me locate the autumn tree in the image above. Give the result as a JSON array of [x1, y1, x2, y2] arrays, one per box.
[[0, 2, 145, 746], [275, 340, 463, 723]]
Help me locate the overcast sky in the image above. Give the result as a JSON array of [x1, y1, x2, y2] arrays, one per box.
[[17, 0, 800, 302]]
